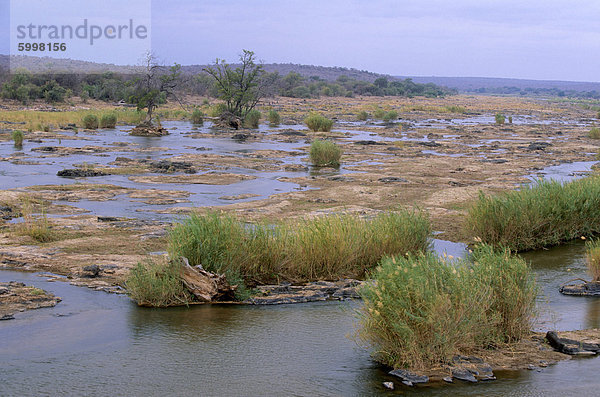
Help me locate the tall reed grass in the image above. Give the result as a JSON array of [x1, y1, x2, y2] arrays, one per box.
[[467, 176, 600, 251], [11, 130, 24, 147], [357, 245, 536, 370], [168, 210, 431, 284], [305, 113, 333, 132], [126, 259, 191, 307], [586, 239, 600, 282], [310, 139, 342, 167]]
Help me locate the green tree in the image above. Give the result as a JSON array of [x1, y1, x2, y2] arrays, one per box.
[[204, 50, 266, 118]]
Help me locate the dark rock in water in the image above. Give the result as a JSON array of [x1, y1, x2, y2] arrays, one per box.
[[246, 279, 364, 305], [232, 133, 252, 141], [147, 160, 196, 174], [60, 123, 77, 131], [32, 146, 58, 152], [328, 176, 354, 182], [418, 141, 441, 148], [526, 142, 552, 151], [388, 369, 429, 385], [546, 331, 600, 355], [560, 281, 600, 296], [278, 130, 307, 137], [1, 314, 15, 321], [354, 140, 385, 145], [451, 368, 477, 383], [196, 146, 212, 151], [386, 146, 403, 151], [97, 216, 121, 222], [82, 265, 102, 278], [378, 177, 408, 183], [57, 169, 107, 178], [481, 159, 508, 164]]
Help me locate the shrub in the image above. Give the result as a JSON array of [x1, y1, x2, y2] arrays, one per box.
[[382, 110, 399, 123], [467, 176, 600, 251], [373, 107, 386, 119], [586, 239, 600, 282], [191, 109, 204, 125], [209, 103, 228, 117], [358, 245, 536, 370], [305, 113, 333, 132], [495, 113, 506, 125], [310, 139, 342, 167], [444, 105, 466, 113], [589, 127, 600, 139], [126, 259, 190, 307], [244, 109, 261, 128], [15, 201, 55, 243], [11, 130, 24, 147], [168, 209, 431, 284], [82, 114, 99, 129], [508, 116, 513, 124], [99, 113, 117, 128], [267, 109, 281, 126], [357, 110, 369, 121]]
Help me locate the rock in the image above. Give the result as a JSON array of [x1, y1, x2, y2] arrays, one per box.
[[215, 112, 242, 129], [388, 369, 429, 384], [57, 169, 107, 178], [418, 141, 441, 147], [546, 331, 600, 355], [560, 281, 600, 296], [442, 377, 453, 383], [97, 216, 121, 222], [129, 123, 169, 136], [526, 142, 552, 151], [382, 381, 394, 390], [402, 381, 413, 387], [354, 140, 385, 145], [481, 159, 508, 164], [82, 265, 101, 278], [328, 176, 354, 182], [451, 368, 477, 383], [378, 177, 408, 183], [232, 133, 251, 141], [278, 130, 307, 137], [1, 314, 15, 320], [195, 146, 212, 151], [32, 146, 58, 152], [147, 160, 196, 174]]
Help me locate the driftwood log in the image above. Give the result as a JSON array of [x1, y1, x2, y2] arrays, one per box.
[[179, 257, 237, 302]]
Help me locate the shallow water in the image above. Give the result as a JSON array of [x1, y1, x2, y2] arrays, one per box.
[[2, 240, 599, 396]]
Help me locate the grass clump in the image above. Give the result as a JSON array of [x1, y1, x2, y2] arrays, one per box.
[[589, 126, 600, 139], [467, 176, 600, 251], [14, 201, 55, 243], [244, 109, 261, 129], [309, 139, 342, 167], [126, 259, 191, 307], [444, 105, 467, 113], [82, 114, 99, 129], [373, 107, 386, 119], [586, 239, 600, 282], [305, 112, 333, 132], [209, 103, 228, 117], [191, 109, 204, 125], [168, 209, 431, 284], [99, 113, 117, 129], [382, 110, 398, 123], [267, 109, 281, 126], [357, 110, 369, 121], [358, 245, 536, 370], [495, 113, 506, 125], [11, 130, 24, 147]]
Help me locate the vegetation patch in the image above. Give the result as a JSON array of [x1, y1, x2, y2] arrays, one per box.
[[11, 130, 24, 147], [357, 245, 536, 370], [309, 139, 342, 167], [305, 112, 333, 132], [82, 114, 99, 130], [589, 126, 600, 139], [243, 109, 261, 129], [99, 113, 117, 129], [126, 259, 191, 307], [191, 109, 204, 125], [267, 109, 280, 126], [586, 239, 600, 281], [167, 210, 431, 285], [467, 176, 600, 251]]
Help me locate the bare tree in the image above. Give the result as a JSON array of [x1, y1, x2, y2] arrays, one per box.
[[130, 53, 181, 124]]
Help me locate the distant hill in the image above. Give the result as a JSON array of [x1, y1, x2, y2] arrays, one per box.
[[399, 76, 600, 94]]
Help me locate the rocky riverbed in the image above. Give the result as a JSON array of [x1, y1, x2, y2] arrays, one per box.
[[0, 281, 61, 320]]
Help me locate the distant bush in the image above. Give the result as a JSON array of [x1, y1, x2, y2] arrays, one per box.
[[82, 114, 99, 129], [589, 126, 600, 139], [310, 139, 342, 167], [382, 110, 399, 123], [495, 113, 506, 125], [99, 113, 117, 128], [267, 109, 281, 126], [508, 116, 513, 124], [191, 109, 204, 125], [244, 109, 261, 129], [357, 110, 369, 121], [11, 130, 24, 147], [305, 113, 333, 132], [373, 107, 386, 119]]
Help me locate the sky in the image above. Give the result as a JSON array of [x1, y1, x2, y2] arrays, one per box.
[[2, 0, 600, 82]]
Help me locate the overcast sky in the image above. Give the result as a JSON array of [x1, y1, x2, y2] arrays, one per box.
[[150, 0, 600, 82], [3, 0, 600, 82]]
